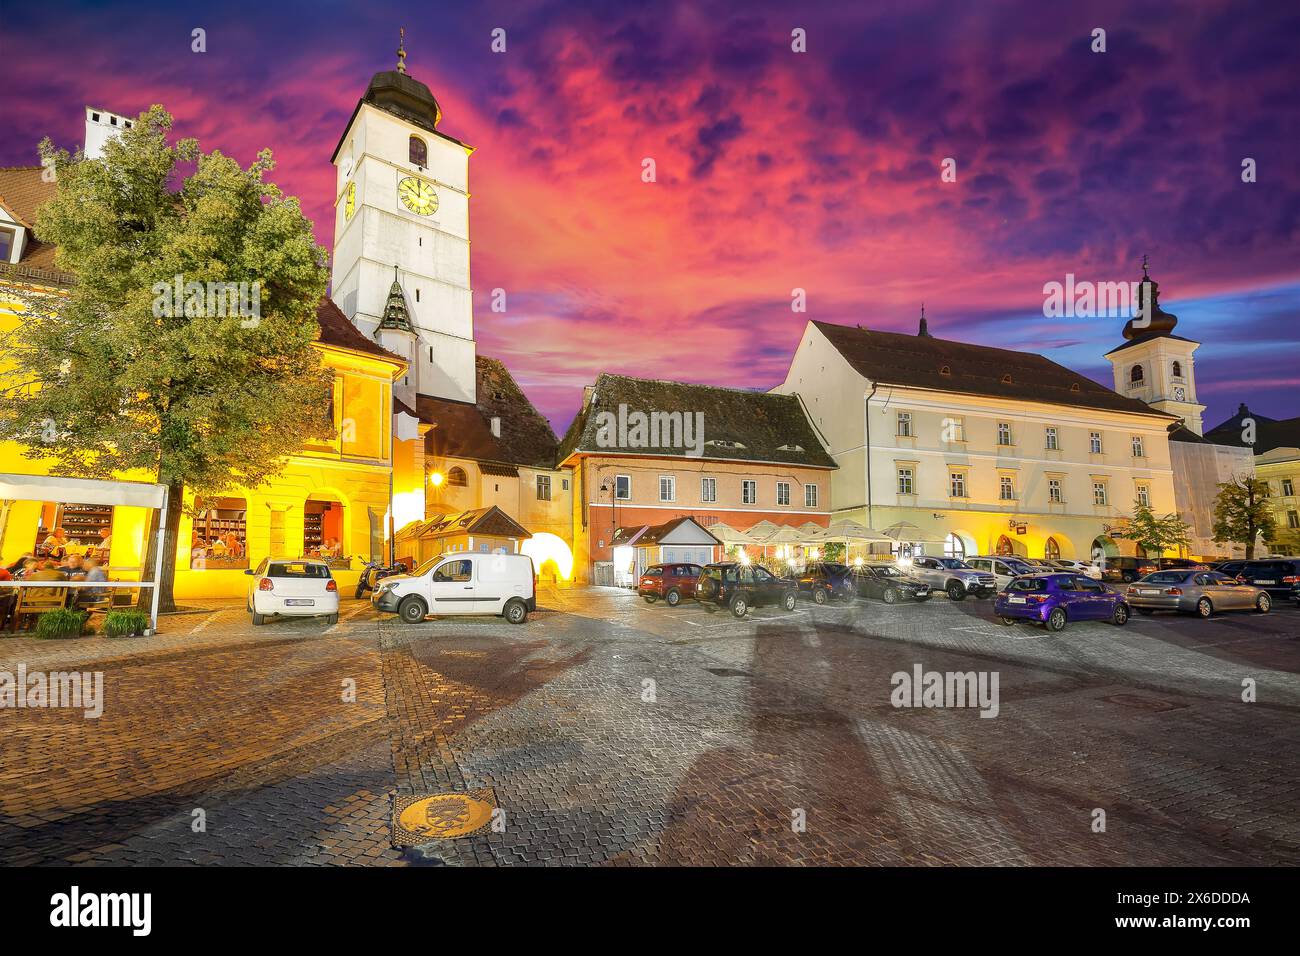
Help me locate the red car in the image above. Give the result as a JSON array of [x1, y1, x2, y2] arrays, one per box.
[[638, 563, 703, 606]]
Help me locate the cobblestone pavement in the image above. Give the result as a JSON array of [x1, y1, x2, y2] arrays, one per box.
[[1, 587, 1297, 865]]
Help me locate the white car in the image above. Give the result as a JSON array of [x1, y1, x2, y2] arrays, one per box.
[[373, 551, 537, 624], [1050, 559, 1104, 580], [245, 558, 340, 625], [966, 555, 1037, 590]]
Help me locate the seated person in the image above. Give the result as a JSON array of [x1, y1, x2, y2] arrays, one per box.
[[62, 554, 86, 580], [42, 527, 69, 558], [75, 556, 110, 606], [29, 560, 68, 581], [321, 537, 342, 558], [209, 537, 228, 557], [223, 532, 243, 558], [6, 554, 34, 576]]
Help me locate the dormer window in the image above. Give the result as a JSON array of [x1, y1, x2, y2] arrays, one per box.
[[1001, 373, 1013, 384], [1070, 382, 1081, 393], [409, 135, 427, 167], [939, 365, 951, 376], [705, 438, 747, 450], [1130, 365, 1145, 384], [0, 227, 15, 263], [776, 443, 805, 452]]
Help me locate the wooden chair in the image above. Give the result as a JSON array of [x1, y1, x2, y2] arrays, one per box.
[[12, 587, 69, 630]]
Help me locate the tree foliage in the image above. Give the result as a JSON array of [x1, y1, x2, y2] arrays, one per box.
[[1212, 475, 1274, 559], [0, 105, 334, 608], [1119, 497, 1191, 557]]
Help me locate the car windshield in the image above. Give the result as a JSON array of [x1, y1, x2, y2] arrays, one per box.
[[876, 566, 904, 577], [414, 557, 443, 577], [820, 563, 847, 574], [935, 558, 970, 569], [1143, 571, 1189, 585]]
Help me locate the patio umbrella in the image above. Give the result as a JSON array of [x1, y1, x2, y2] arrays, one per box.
[[882, 520, 922, 540]]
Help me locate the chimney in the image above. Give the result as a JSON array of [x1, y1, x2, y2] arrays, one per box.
[[84, 107, 134, 160], [490, 416, 501, 438]]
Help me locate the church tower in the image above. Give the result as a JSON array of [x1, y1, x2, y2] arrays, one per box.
[[1103, 261, 1206, 435], [329, 31, 477, 404]]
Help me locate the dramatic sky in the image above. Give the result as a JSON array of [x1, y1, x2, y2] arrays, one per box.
[[5, 0, 1299, 432]]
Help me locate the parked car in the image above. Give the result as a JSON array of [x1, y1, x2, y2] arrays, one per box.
[[695, 562, 798, 618], [1018, 558, 1060, 573], [638, 563, 703, 606], [1049, 558, 1103, 580], [1292, 579, 1300, 608], [1155, 557, 1211, 571], [797, 561, 858, 604], [907, 556, 996, 601], [1235, 558, 1300, 600], [372, 552, 537, 624], [1099, 557, 1158, 584], [851, 564, 931, 603], [1126, 570, 1271, 617], [993, 573, 1130, 631], [1210, 560, 1250, 581], [245, 557, 340, 625], [967, 555, 1037, 590]]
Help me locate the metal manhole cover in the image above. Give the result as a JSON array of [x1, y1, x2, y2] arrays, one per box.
[[1100, 693, 1186, 713], [706, 667, 751, 678], [393, 789, 497, 845]]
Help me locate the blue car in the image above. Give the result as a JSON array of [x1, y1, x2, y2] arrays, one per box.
[[993, 573, 1130, 632]]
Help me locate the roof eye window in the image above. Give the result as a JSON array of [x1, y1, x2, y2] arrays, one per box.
[[1001, 374, 1013, 384], [939, 365, 952, 376]]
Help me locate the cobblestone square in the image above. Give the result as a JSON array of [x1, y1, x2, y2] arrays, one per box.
[[1, 587, 1297, 866]]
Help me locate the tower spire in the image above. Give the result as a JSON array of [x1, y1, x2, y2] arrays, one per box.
[[396, 27, 408, 75], [918, 303, 930, 337]]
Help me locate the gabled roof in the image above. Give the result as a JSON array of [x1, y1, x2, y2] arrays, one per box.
[[411, 356, 560, 469], [315, 298, 405, 364], [396, 505, 531, 541], [635, 516, 720, 548], [557, 373, 837, 468], [811, 320, 1173, 419]]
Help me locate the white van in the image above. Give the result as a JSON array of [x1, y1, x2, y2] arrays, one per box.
[[371, 552, 537, 624]]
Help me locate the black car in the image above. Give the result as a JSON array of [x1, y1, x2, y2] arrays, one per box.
[[695, 562, 798, 618], [1100, 557, 1158, 583], [851, 564, 931, 604], [1211, 560, 1250, 580], [797, 562, 857, 604], [1236, 558, 1300, 600], [1156, 557, 1211, 571]]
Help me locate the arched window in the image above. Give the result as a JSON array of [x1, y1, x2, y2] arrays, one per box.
[[446, 466, 468, 487], [1171, 360, 1182, 377], [1130, 365, 1144, 383], [943, 533, 965, 559], [995, 534, 1014, 556], [409, 135, 427, 167], [1044, 536, 1061, 561]]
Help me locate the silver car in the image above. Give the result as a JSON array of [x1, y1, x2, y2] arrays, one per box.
[[1126, 570, 1271, 618]]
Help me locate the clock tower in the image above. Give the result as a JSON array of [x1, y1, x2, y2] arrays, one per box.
[[1103, 262, 1207, 435], [329, 34, 477, 405]]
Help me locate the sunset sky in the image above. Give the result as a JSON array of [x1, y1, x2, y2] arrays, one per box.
[[5, 0, 1298, 432]]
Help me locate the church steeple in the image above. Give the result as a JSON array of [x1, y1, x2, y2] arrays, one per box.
[[918, 303, 930, 337], [378, 267, 413, 333], [1122, 255, 1179, 340]]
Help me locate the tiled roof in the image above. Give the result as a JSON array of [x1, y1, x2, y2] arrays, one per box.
[[0, 165, 64, 274], [395, 505, 531, 541], [635, 516, 721, 547], [315, 298, 405, 363], [414, 356, 560, 469], [557, 373, 837, 469], [812, 320, 1174, 419]]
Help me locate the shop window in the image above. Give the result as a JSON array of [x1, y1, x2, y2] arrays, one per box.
[[1044, 537, 1061, 561], [190, 496, 248, 569], [35, 502, 113, 560], [995, 535, 1014, 556], [304, 495, 347, 566], [943, 533, 965, 559]]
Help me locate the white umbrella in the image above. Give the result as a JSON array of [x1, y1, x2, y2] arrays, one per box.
[[882, 520, 922, 540]]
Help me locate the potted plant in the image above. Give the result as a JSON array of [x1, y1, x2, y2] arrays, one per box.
[[103, 609, 150, 638], [35, 608, 91, 640]]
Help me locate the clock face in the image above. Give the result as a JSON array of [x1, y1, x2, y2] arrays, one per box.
[[398, 176, 438, 216], [1173, 386, 1186, 401], [344, 181, 356, 220]]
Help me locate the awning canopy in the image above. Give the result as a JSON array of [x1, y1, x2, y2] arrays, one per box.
[[0, 473, 167, 509]]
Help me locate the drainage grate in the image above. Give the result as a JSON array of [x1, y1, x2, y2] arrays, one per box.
[[1100, 693, 1186, 713], [706, 667, 751, 678], [392, 789, 497, 845]]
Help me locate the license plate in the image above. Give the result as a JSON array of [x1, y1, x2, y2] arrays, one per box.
[[1008, 596, 1026, 604], [1140, 589, 1159, 595], [284, 599, 315, 606], [1257, 580, 1276, 585]]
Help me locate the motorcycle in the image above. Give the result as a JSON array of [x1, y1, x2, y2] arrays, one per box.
[[355, 560, 407, 600]]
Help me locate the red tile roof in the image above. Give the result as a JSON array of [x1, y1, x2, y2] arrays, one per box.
[[315, 298, 404, 363]]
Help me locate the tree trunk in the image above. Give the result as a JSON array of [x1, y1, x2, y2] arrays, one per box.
[[138, 479, 185, 614], [1245, 483, 1257, 560]]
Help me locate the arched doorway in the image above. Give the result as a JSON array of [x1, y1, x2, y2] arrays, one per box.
[[995, 534, 1014, 556], [943, 533, 966, 560], [1091, 534, 1118, 566], [1044, 536, 1061, 561]]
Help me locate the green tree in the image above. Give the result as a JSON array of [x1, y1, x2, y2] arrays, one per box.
[[0, 105, 333, 611], [1212, 475, 1274, 559], [1119, 497, 1191, 558]]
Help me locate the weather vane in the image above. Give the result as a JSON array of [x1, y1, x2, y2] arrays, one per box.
[[1141, 253, 1150, 278], [397, 27, 407, 74]]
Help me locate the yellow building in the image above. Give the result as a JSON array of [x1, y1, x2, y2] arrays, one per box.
[[1205, 405, 1300, 556]]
